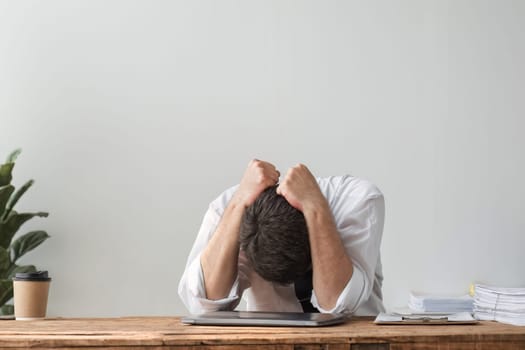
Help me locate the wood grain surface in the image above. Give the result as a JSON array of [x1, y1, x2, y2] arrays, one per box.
[[0, 316, 523, 349]]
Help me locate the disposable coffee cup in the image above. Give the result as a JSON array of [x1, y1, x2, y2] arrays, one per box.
[[13, 271, 51, 320]]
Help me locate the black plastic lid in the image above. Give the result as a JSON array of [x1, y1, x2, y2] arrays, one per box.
[[13, 271, 51, 281]]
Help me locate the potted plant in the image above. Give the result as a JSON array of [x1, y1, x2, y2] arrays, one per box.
[[0, 149, 50, 315]]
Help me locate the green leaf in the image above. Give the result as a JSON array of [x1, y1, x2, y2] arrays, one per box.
[[7, 264, 36, 280], [0, 185, 14, 218], [0, 247, 9, 273], [0, 279, 13, 307], [0, 163, 14, 187], [2, 179, 34, 221], [10, 230, 50, 262], [5, 149, 21, 164], [0, 304, 13, 316], [0, 211, 49, 249]]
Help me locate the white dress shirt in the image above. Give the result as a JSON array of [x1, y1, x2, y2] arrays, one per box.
[[178, 175, 385, 316]]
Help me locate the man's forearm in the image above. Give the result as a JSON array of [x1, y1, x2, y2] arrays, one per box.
[[303, 200, 353, 310], [200, 199, 245, 300], [201, 159, 280, 300]]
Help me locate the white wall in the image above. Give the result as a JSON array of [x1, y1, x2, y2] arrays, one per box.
[[1, 0, 524, 317]]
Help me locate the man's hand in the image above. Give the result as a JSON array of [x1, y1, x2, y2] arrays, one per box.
[[276, 164, 325, 212], [234, 159, 280, 208]]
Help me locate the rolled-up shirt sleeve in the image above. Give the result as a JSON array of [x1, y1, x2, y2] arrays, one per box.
[[311, 178, 385, 314], [178, 201, 243, 314]]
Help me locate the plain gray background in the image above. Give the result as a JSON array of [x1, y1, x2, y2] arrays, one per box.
[[1, 0, 524, 317]]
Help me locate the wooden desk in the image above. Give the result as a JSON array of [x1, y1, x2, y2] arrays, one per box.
[[0, 316, 524, 349]]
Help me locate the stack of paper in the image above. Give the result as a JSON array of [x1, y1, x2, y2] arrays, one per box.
[[408, 291, 474, 313], [473, 284, 525, 326]]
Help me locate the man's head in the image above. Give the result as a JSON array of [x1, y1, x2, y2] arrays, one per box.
[[239, 186, 311, 284]]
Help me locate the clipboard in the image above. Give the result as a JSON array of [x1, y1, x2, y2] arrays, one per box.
[[374, 312, 478, 325]]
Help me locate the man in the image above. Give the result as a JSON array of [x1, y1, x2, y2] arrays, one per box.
[[178, 159, 385, 315]]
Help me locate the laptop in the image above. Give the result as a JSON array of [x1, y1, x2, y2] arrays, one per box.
[[181, 311, 348, 327]]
